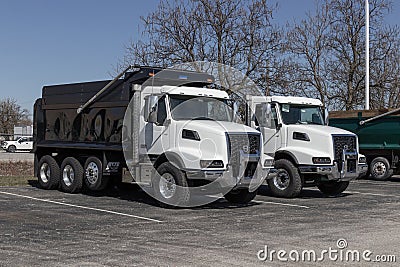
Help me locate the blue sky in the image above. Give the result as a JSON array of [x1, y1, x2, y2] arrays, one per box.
[[0, 0, 398, 116]]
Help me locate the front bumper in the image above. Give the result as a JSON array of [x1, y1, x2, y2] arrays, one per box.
[[299, 162, 368, 181], [186, 159, 274, 190]]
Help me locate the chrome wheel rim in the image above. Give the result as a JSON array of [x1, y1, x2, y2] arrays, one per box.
[[274, 169, 290, 190], [39, 163, 50, 183], [372, 161, 386, 177], [159, 173, 176, 199], [85, 162, 99, 185], [63, 165, 74, 187]]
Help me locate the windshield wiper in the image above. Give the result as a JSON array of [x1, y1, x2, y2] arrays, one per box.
[[192, 117, 215, 121]]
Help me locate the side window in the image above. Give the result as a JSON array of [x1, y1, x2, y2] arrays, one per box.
[[157, 96, 167, 125], [254, 104, 262, 127], [254, 103, 277, 129]]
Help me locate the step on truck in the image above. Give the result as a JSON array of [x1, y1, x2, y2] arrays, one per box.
[[33, 66, 274, 207], [329, 108, 400, 180], [245, 95, 368, 198]]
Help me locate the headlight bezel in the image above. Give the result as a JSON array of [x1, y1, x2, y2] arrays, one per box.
[[312, 157, 332, 164], [200, 160, 224, 169]]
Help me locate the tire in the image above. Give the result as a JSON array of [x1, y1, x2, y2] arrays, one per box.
[[370, 157, 392, 181], [7, 145, 16, 153], [37, 155, 60, 190], [224, 189, 257, 204], [267, 159, 302, 198], [317, 181, 349, 196], [60, 157, 83, 193], [153, 162, 190, 207], [83, 156, 109, 191]]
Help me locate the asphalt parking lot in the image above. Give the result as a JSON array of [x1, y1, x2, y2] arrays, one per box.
[[1, 178, 399, 266]]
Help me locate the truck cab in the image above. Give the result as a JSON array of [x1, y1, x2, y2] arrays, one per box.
[[125, 83, 274, 206], [246, 95, 368, 198]]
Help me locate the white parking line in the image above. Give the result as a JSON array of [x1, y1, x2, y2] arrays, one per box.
[[206, 195, 311, 209], [0, 191, 163, 223], [253, 200, 310, 209]]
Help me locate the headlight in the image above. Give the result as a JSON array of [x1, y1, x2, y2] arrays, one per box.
[[359, 156, 367, 164], [182, 129, 200, 141], [293, 132, 310, 141], [200, 160, 224, 168], [312, 157, 331, 164], [264, 158, 275, 167]]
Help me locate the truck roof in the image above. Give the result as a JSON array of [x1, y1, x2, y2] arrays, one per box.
[[40, 67, 216, 109], [248, 95, 323, 106], [160, 86, 229, 99]]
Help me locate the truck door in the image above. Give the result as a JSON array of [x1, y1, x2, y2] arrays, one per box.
[[254, 103, 280, 155], [18, 137, 30, 150], [145, 95, 170, 154]]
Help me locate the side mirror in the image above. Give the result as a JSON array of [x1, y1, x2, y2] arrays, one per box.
[[233, 102, 239, 114], [262, 103, 272, 115], [324, 108, 329, 125], [262, 103, 272, 126], [232, 102, 239, 122]]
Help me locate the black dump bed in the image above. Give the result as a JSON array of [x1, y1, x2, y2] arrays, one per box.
[[34, 66, 214, 150]]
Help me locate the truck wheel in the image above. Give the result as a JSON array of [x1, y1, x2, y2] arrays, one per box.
[[37, 155, 60, 190], [267, 159, 302, 198], [7, 145, 16, 153], [153, 162, 190, 207], [317, 181, 349, 196], [83, 157, 109, 191], [60, 157, 83, 193], [370, 157, 392, 180], [224, 189, 257, 204]]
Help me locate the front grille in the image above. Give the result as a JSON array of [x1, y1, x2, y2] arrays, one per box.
[[226, 133, 260, 177], [332, 135, 357, 171], [347, 159, 357, 172]]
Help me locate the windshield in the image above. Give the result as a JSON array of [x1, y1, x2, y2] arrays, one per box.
[[169, 95, 232, 121], [279, 104, 324, 125]]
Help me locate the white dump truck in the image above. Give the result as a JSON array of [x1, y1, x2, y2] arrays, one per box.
[[33, 66, 274, 207], [245, 95, 368, 198]]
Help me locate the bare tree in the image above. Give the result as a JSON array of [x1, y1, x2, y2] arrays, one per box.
[[117, 0, 399, 111], [369, 25, 400, 108], [285, 1, 332, 107], [284, 0, 398, 110], [0, 98, 30, 135], [118, 0, 284, 95], [326, 0, 393, 110]]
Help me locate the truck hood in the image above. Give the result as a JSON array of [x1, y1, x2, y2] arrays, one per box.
[[288, 124, 355, 137], [179, 120, 258, 136]]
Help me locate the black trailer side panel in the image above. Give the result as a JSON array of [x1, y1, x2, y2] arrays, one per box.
[[40, 79, 130, 145]]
